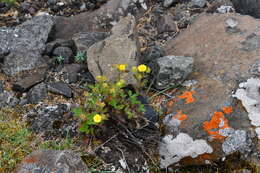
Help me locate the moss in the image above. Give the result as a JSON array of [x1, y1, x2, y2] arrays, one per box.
[[0, 107, 33, 173]]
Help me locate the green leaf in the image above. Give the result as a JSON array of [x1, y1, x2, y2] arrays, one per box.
[[72, 107, 83, 117]]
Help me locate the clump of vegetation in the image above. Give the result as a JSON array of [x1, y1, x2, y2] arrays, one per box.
[[1, 0, 17, 6], [75, 51, 86, 63], [0, 108, 33, 173], [73, 64, 151, 134], [55, 55, 64, 63]]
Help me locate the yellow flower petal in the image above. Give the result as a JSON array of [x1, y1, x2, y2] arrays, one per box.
[[137, 64, 147, 72], [93, 114, 102, 123]]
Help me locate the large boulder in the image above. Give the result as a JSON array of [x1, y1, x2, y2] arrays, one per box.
[[87, 15, 138, 84], [16, 150, 89, 173], [0, 15, 54, 75], [161, 13, 260, 168], [232, 0, 260, 18]]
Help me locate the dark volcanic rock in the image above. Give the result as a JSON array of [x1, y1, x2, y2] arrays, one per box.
[[16, 150, 89, 173], [149, 55, 194, 90], [0, 15, 54, 75], [44, 39, 77, 56], [62, 64, 87, 83], [48, 82, 72, 98], [72, 32, 108, 52], [12, 69, 46, 92], [140, 45, 165, 64], [25, 104, 77, 139], [232, 0, 260, 18], [52, 46, 73, 64], [27, 83, 47, 104]]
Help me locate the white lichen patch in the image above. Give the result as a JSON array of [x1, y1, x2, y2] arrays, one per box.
[[233, 78, 260, 138], [222, 130, 249, 154], [159, 133, 213, 168]]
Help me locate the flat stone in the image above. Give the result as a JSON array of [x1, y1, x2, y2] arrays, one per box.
[[27, 83, 47, 104], [48, 82, 72, 98], [12, 69, 46, 92], [16, 150, 89, 173]]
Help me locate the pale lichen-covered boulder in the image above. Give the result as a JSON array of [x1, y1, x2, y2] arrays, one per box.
[[161, 13, 260, 168]]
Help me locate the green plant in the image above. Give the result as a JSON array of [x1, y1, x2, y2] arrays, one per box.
[[0, 108, 33, 173], [75, 51, 86, 63], [73, 64, 150, 134], [56, 55, 64, 63], [1, 0, 17, 6]]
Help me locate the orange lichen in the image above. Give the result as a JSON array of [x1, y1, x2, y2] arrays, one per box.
[[203, 111, 229, 140], [172, 110, 188, 121], [178, 91, 196, 104], [222, 106, 233, 114]]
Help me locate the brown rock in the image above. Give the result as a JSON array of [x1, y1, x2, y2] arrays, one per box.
[[162, 13, 260, 166]]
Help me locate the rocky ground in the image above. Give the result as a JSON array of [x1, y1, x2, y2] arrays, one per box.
[[1, 0, 260, 172]]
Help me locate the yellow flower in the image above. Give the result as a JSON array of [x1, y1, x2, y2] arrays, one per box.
[[137, 64, 147, 72], [146, 67, 151, 73], [83, 91, 89, 97], [93, 114, 102, 123], [117, 64, 127, 71]]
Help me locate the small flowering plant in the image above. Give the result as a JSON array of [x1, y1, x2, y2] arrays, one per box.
[[73, 64, 151, 134]]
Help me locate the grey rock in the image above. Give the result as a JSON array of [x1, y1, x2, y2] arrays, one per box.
[[232, 0, 260, 18], [12, 69, 46, 92], [44, 39, 76, 56], [157, 12, 178, 34], [141, 45, 165, 64], [0, 81, 3, 93], [0, 91, 19, 108], [249, 59, 260, 77], [0, 15, 54, 75], [149, 55, 194, 90], [48, 82, 72, 98], [222, 130, 250, 155], [47, 0, 57, 5], [72, 32, 108, 52], [52, 46, 73, 64], [241, 33, 260, 51], [25, 104, 77, 139], [191, 0, 206, 7], [16, 150, 89, 173], [27, 83, 47, 104], [87, 15, 138, 84], [163, 0, 177, 8], [62, 64, 87, 83]]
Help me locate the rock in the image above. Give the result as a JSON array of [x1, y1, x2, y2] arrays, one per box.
[[149, 55, 194, 90], [163, 0, 177, 8], [140, 45, 165, 64], [12, 69, 46, 92], [52, 46, 73, 64], [27, 83, 47, 104], [48, 82, 72, 98], [25, 104, 77, 139], [16, 150, 89, 173], [0, 91, 19, 108], [249, 59, 260, 77], [163, 13, 260, 166], [232, 0, 260, 18], [72, 32, 108, 52], [0, 15, 54, 75], [0, 81, 3, 93], [44, 39, 76, 56], [87, 15, 138, 84], [62, 64, 87, 83], [54, 0, 146, 39], [191, 0, 207, 8], [157, 12, 179, 34]]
